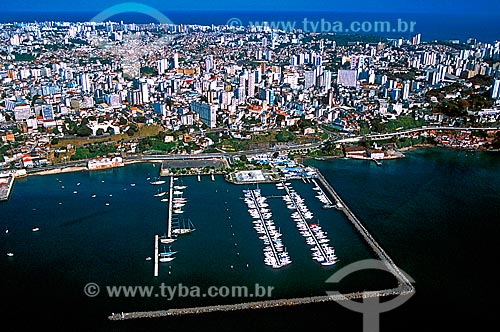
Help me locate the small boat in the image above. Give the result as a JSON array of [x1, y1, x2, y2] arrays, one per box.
[[91, 194, 97, 198], [174, 185, 187, 190], [159, 246, 177, 257], [76, 182, 81, 186], [73, 191, 78, 194], [172, 218, 196, 235], [173, 191, 183, 195], [145, 257, 152, 261], [154, 191, 167, 197], [150, 179, 166, 185], [173, 209, 184, 214], [7, 252, 14, 257], [32, 227, 40, 232], [159, 257, 175, 263], [5, 227, 8, 234], [130, 183, 136, 187], [160, 237, 176, 244], [105, 202, 110, 206], [161, 198, 169, 202]]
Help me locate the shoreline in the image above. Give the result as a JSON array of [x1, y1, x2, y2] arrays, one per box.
[[19, 144, 499, 178]]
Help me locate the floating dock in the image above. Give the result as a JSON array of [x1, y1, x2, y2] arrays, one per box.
[[167, 177, 174, 238], [243, 189, 290, 269], [154, 235, 159, 277], [282, 182, 336, 265]]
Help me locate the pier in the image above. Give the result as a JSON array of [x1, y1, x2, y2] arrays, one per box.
[[244, 189, 289, 268], [154, 235, 159, 277], [167, 176, 174, 238], [314, 169, 414, 291], [282, 182, 336, 265]]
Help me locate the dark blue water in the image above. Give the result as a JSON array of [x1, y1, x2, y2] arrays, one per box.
[[1, 148, 499, 331], [0, 162, 390, 330], [2, 10, 499, 42]]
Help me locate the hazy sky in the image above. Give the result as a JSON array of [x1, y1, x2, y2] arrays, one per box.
[[1, 0, 499, 14]]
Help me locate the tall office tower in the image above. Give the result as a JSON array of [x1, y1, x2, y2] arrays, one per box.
[[304, 71, 316, 89], [80, 73, 91, 93], [157, 59, 168, 75], [247, 71, 256, 98], [205, 55, 214, 72], [173, 53, 179, 69], [402, 81, 411, 100], [141, 83, 149, 104], [412, 33, 421, 45], [491, 79, 500, 99], [323, 70, 332, 92], [239, 74, 247, 102]]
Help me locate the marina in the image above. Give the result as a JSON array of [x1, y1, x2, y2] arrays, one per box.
[[0, 160, 415, 323], [243, 189, 291, 269]]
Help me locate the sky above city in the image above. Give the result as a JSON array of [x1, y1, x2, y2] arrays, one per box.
[[2, 0, 499, 15]]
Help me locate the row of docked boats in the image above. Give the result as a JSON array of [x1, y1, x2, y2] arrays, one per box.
[[158, 245, 177, 262], [280, 182, 338, 266], [311, 179, 337, 209], [243, 189, 291, 269]]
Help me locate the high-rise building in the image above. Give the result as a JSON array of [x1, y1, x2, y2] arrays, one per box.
[[412, 33, 421, 45], [323, 70, 332, 91], [190, 101, 217, 128], [304, 71, 316, 89], [205, 55, 214, 72], [247, 71, 256, 98], [141, 83, 149, 104], [157, 59, 168, 75], [79, 73, 91, 93], [391, 88, 401, 101], [337, 70, 357, 87], [402, 81, 411, 100], [173, 53, 179, 69], [492, 79, 500, 99]]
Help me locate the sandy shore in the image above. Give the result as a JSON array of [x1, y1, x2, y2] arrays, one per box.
[[30, 166, 88, 176]]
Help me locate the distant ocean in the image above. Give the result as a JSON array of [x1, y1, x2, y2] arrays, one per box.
[[2, 10, 499, 43]]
